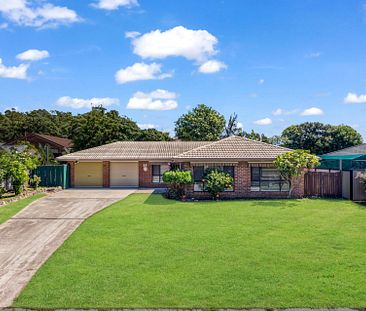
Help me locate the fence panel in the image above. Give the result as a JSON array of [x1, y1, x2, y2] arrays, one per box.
[[304, 171, 342, 198], [32, 165, 69, 189]]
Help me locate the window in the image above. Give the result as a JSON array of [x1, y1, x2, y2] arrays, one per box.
[[193, 165, 235, 192], [152, 164, 170, 183], [193, 166, 204, 191], [251, 167, 289, 192]]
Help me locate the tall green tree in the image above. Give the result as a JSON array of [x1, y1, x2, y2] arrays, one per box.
[[71, 107, 140, 150], [137, 129, 171, 141], [175, 104, 225, 141], [281, 122, 362, 155]]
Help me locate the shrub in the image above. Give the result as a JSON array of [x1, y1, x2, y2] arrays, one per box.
[[204, 168, 233, 200], [32, 174, 42, 190], [162, 170, 193, 200]]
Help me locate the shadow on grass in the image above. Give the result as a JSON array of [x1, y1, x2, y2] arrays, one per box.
[[142, 193, 179, 205], [250, 200, 299, 208]]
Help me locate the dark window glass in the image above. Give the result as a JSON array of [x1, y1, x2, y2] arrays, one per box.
[[193, 166, 204, 182], [152, 165, 160, 176], [251, 167, 289, 192], [223, 166, 234, 178]]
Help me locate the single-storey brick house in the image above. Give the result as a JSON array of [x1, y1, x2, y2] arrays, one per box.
[[57, 136, 304, 198]]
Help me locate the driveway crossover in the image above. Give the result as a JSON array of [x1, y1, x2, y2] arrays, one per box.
[[0, 189, 135, 308]]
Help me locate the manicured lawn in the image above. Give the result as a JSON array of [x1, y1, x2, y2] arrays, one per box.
[[15, 194, 366, 308], [0, 194, 44, 225]]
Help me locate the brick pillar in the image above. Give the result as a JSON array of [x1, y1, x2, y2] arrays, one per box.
[[68, 161, 75, 188], [103, 161, 110, 188], [236, 161, 250, 195]]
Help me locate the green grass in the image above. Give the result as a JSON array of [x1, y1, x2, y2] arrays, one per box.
[[0, 193, 44, 225], [14, 194, 366, 308]]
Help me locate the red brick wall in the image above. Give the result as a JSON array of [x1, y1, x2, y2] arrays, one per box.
[[102, 161, 110, 188], [138, 161, 168, 188], [185, 161, 305, 199]]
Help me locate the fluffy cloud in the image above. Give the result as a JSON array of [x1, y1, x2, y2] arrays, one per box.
[[0, 58, 28, 79], [137, 123, 157, 129], [115, 62, 172, 84], [258, 79, 265, 85], [198, 60, 227, 74], [92, 0, 138, 10], [344, 92, 366, 104], [254, 117, 272, 125], [56, 96, 119, 109], [125, 31, 140, 38], [127, 89, 178, 110], [0, 0, 80, 28], [131, 26, 218, 62], [16, 49, 49, 61], [300, 107, 324, 116]]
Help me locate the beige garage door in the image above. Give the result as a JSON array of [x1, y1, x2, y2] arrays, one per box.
[[74, 162, 103, 187], [110, 162, 139, 187]]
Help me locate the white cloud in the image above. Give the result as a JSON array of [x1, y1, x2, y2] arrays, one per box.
[[305, 52, 322, 58], [237, 122, 243, 129], [92, 0, 138, 10], [56, 96, 119, 109], [344, 92, 366, 104], [115, 62, 172, 84], [0, 22, 7, 29], [125, 31, 140, 38], [272, 108, 298, 116], [131, 26, 218, 62], [254, 117, 272, 125], [198, 60, 227, 74], [16, 49, 49, 61], [138, 123, 157, 129], [300, 107, 324, 116], [0, 58, 28, 79], [258, 79, 265, 85], [127, 89, 178, 110], [0, 0, 80, 28]]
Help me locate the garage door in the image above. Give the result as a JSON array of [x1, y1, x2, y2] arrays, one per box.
[[110, 162, 139, 187], [74, 162, 103, 187]]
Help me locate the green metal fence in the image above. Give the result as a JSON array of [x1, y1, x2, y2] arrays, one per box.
[[32, 165, 70, 189]]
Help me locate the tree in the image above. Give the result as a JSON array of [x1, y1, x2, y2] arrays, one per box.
[[242, 130, 270, 143], [175, 104, 225, 141], [223, 113, 243, 137], [281, 122, 362, 155], [328, 125, 363, 152], [162, 169, 193, 199], [274, 150, 319, 198], [203, 168, 234, 199], [71, 107, 140, 150], [137, 129, 172, 141], [0, 148, 39, 195]]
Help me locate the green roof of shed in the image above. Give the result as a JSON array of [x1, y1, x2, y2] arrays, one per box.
[[321, 154, 366, 160]]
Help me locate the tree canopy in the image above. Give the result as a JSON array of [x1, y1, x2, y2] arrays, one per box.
[[281, 122, 362, 155], [175, 104, 225, 141]]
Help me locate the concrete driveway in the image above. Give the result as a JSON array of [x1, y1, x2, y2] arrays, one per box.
[[0, 189, 135, 307]]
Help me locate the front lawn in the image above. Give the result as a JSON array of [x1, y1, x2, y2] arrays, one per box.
[[15, 194, 366, 308], [0, 193, 45, 225]]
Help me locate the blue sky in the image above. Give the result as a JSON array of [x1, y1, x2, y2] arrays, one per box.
[[0, 0, 366, 138]]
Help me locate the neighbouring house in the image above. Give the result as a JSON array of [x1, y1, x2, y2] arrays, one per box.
[[5, 133, 73, 160], [56, 135, 305, 199], [320, 143, 366, 171], [320, 144, 366, 202]]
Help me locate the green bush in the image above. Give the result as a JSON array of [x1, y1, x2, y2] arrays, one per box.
[[162, 170, 193, 200], [204, 168, 233, 200], [32, 175, 42, 190]]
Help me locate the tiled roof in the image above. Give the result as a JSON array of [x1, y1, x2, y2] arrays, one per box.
[[57, 141, 211, 161], [57, 136, 291, 161], [33, 133, 73, 149], [322, 144, 366, 156], [173, 136, 291, 160]]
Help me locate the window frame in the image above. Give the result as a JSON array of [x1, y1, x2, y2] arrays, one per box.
[[151, 164, 170, 184], [250, 167, 289, 192]]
